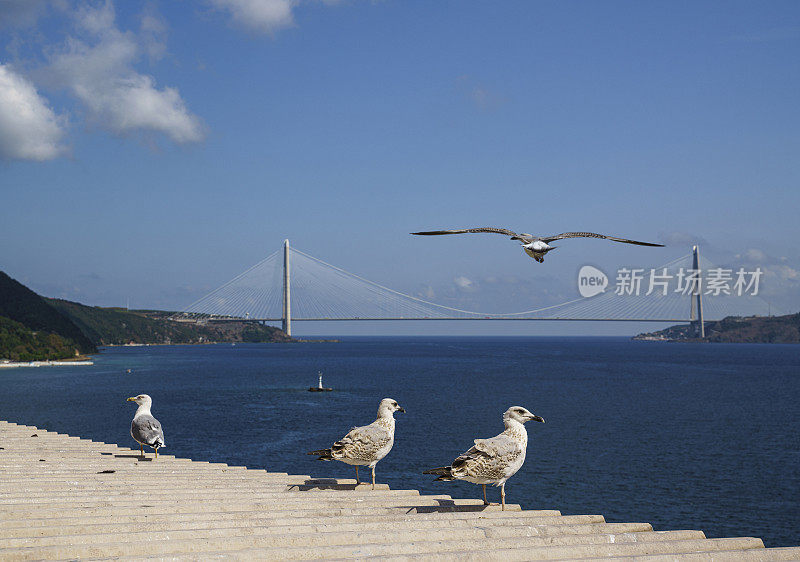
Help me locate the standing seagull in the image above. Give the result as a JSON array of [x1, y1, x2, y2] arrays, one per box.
[[424, 406, 544, 510], [412, 227, 663, 263], [308, 398, 405, 489], [127, 394, 165, 460]]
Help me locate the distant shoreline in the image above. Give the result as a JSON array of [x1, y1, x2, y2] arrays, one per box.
[[100, 339, 339, 347], [0, 359, 94, 369], [633, 313, 800, 344]]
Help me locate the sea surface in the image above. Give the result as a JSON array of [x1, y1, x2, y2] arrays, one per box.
[[1, 337, 798, 547]]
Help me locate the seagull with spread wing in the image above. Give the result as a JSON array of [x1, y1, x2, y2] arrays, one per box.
[[308, 398, 405, 489], [424, 406, 544, 510], [412, 227, 663, 263]]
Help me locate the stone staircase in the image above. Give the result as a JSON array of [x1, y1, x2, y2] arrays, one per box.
[[1, 420, 798, 560]]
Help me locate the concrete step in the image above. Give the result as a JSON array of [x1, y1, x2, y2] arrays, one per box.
[[0, 480, 392, 490], [0, 527, 704, 550], [0, 461, 259, 469], [0, 472, 291, 480], [0, 509, 575, 531], [2, 420, 792, 561], [0, 519, 649, 540], [0, 501, 525, 521], [0, 452, 231, 459], [0, 487, 414, 501], [575, 546, 800, 561], [0, 475, 389, 490], [0, 493, 467, 510], [264, 537, 766, 560], [2, 466, 284, 474], [0, 531, 735, 560], [0, 472, 295, 480], [0, 452, 230, 459], [1, 445, 122, 448]]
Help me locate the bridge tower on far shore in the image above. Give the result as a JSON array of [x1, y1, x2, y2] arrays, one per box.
[[282, 239, 291, 336], [689, 245, 705, 338]]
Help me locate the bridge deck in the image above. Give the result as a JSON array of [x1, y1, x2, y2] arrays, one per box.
[[200, 317, 690, 322], [1, 420, 797, 560]]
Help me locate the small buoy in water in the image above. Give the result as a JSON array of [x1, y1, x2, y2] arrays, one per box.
[[308, 371, 333, 392]]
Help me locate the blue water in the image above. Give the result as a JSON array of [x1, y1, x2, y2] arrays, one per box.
[[1, 337, 798, 547]]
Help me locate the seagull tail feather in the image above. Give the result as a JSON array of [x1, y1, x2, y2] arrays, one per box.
[[308, 448, 333, 461], [423, 466, 455, 481]]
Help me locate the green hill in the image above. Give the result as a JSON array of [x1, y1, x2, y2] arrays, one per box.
[[0, 316, 85, 362], [47, 299, 292, 346], [634, 313, 800, 343], [0, 271, 291, 361], [0, 272, 96, 360]]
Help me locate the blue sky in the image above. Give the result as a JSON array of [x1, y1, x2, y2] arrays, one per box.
[[1, 1, 799, 335]]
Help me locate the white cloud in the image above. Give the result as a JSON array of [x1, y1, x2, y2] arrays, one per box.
[[416, 285, 436, 300], [209, 0, 359, 34], [139, 4, 168, 61], [453, 276, 475, 291], [726, 247, 800, 313], [737, 248, 768, 263], [734, 249, 800, 282], [773, 264, 800, 282], [42, 1, 204, 144], [411, 273, 569, 315], [209, 0, 296, 34], [0, 63, 66, 161]]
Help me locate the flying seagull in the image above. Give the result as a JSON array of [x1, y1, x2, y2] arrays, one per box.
[[127, 394, 165, 460], [308, 398, 405, 489], [412, 227, 663, 263], [424, 406, 544, 510]]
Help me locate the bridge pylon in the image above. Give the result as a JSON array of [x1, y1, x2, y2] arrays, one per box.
[[690, 245, 705, 338], [282, 239, 291, 336]]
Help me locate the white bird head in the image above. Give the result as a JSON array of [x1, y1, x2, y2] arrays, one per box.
[[378, 398, 405, 417], [127, 394, 152, 408], [504, 406, 545, 424]]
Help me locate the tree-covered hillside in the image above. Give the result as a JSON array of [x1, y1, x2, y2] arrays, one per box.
[[634, 313, 800, 343], [0, 271, 292, 361], [0, 316, 82, 362], [48, 299, 292, 346], [0, 272, 96, 360]]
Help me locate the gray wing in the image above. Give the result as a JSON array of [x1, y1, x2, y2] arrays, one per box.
[[331, 423, 391, 462], [451, 433, 523, 480], [131, 415, 164, 447], [412, 227, 533, 243], [540, 232, 664, 247], [469, 435, 522, 458]]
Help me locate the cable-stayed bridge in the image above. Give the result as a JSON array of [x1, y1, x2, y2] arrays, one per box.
[[172, 241, 771, 336]]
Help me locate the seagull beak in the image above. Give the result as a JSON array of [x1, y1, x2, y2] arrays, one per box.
[[126, 397, 136, 402], [397, 406, 406, 413], [529, 414, 545, 423]]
